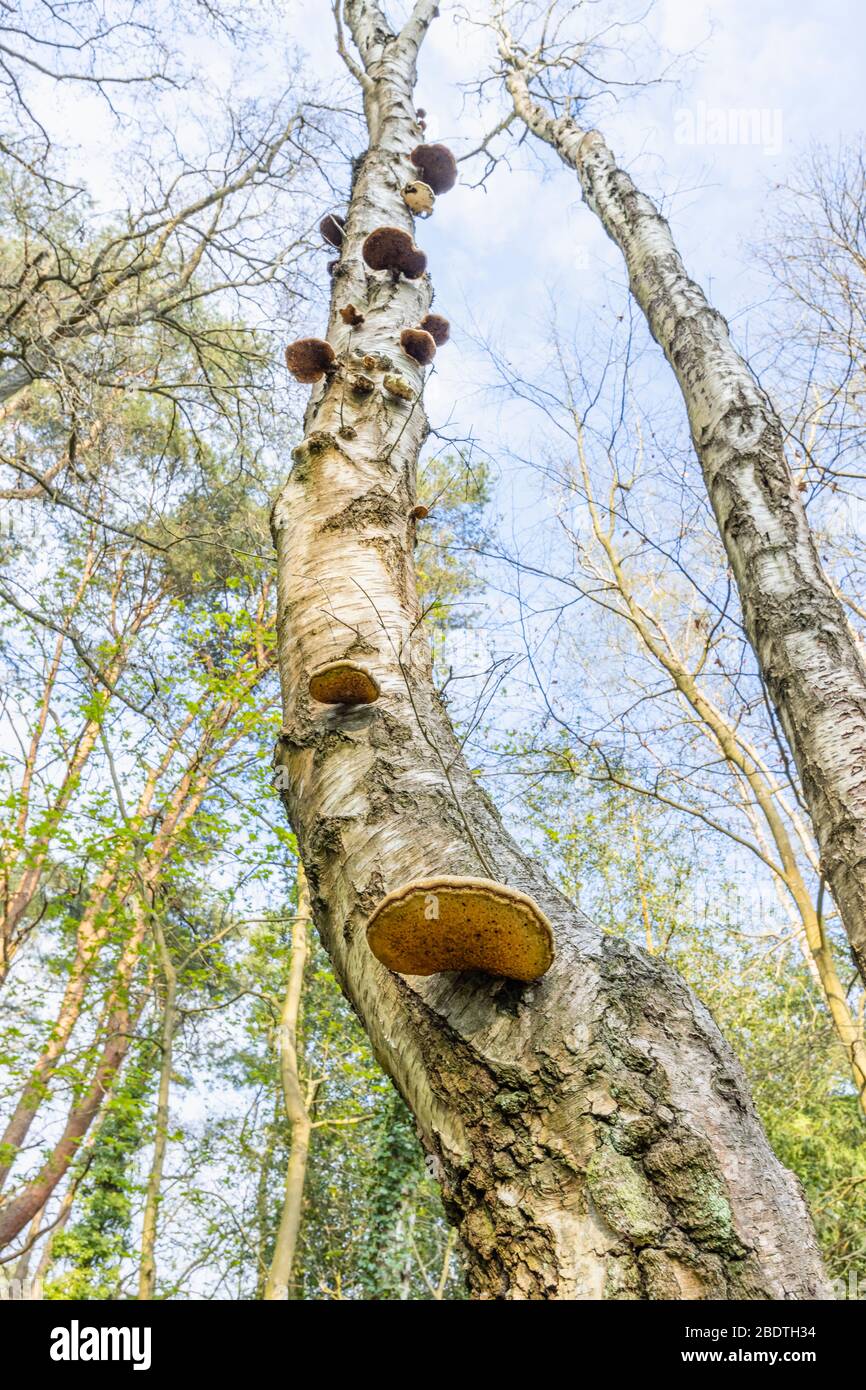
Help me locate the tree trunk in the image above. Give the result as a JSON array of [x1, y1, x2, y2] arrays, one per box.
[[270, 0, 831, 1299], [0, 925, 146, 1249], [137, 917, 178, 1300], [263, 866, 312, 1301], [503, 55, 866, 987]]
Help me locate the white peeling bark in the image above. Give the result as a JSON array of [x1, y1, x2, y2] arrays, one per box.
[[270, 0, 831, 1298], [504, 61, 866, 985]]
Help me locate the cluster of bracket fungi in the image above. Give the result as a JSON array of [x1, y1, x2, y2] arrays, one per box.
[[283, 122, 554, 983]]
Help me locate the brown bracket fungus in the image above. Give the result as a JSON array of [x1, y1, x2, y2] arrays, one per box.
[[410, 143, 457, 195], [285, 338, 336, 384], [340, 304, 365, 327], [400, 327, 437, 366], [402, 180, 435, 216], [419, 313, 450, 346], [320, 212, 346, 248], [308, 660, 381, 706], [409, 503, 429, 520], [362, 226, 427, 279], [366, 876, 555, 981]]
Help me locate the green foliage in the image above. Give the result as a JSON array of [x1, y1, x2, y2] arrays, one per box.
[[44, 1054, 151, 1300]]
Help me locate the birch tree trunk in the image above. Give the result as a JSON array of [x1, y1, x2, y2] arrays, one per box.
[[501, 47, 866, 986], [263, 866, 312, 1300], [270, 0, 832, 1299]]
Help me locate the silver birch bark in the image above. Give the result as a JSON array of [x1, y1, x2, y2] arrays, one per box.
[[270, 0, 831, 1300], [501, 45, 866, 986]]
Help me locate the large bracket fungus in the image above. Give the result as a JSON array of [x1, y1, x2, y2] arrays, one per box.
[[419, 313, 450, 346], [362, 226, 427, 279], [285, 338, 336, 384], [308, 660, 381, 706], [400, 327, 437, 366], [409, 143, 457, 195], [366, 876, 555, 981]]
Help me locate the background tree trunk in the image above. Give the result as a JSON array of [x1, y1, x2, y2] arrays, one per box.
[[270, 0, 831, 1299], [137, 916, 178, 1301], [263, 866, 312, 1301], [502, 50, 866, 988]]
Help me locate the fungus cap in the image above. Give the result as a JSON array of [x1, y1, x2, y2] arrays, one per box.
[[410, 503, 429, 520], [419, 313, 450, 346], [410, 143, 457, 195], [402, 180, 435, 216], [285, 338, 336, 384], [340, 304, 365, 326], [309, 660, 380, 706], [320, 212, 346, 248], [400, 327, 437, 366], [362, 226, 427, 279], [366, 876, 554, 981]]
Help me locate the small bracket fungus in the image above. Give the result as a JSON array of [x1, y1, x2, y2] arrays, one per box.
[[400, 327, 437, 366], [362, 226, 427, 279], [340, 304, 365, 327], [410, 143, 457, 195], [409, 503, 429, 520], [309, 661, 381, 706], [285, 338, 336, 384], [320, 212, 346, 248], [383, 373, 414, 401], [349, 374, 375, 394], [366, 876, 555, 981], [402, 180, 435, 216], [326, 258, 339, 277], [419, 313, 450, 346]]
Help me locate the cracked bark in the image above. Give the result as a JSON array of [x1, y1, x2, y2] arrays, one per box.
[[504, 59, 866, 988], [270, 0, 831, 1299]]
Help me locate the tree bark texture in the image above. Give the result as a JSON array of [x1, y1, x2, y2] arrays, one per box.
[[270, 0, 831, 1299]]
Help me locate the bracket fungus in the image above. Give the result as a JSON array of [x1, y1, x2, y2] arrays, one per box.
[[400, 327, 437, 366], [366, 876, 555, 981], [285, 338, 336, 384], [340, 304, 365, 327], [419, 313, 450, 346], [410, 143, 457, 195], [308, 660, 381, 706], [320, 212, 346, 248], [383, 373, 413, 401], [402, 180, 435, 216], [362, 226, 427, 279], [409, 503, 429, 520]]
